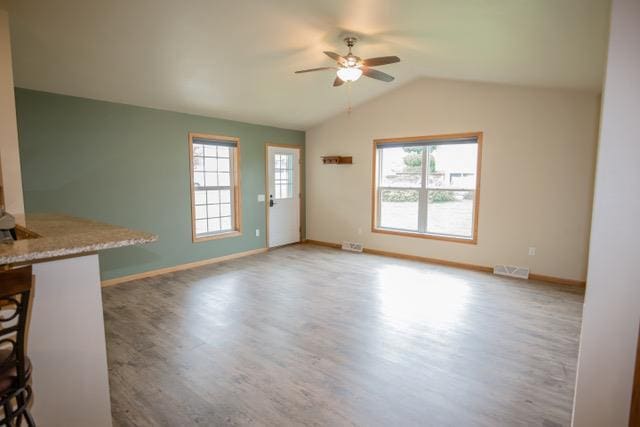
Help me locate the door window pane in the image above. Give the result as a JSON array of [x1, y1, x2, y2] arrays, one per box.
[[274, 153, 294, 200]]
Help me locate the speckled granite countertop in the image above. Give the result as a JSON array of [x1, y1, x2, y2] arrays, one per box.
[[0, 214, 157, 265]]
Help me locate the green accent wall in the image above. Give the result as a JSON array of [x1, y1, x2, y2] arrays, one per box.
[[15, 88, 305, 280]]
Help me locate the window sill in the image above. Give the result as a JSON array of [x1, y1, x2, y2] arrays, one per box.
[[371, 227, 477, 245], [193, 230, 242, 243]]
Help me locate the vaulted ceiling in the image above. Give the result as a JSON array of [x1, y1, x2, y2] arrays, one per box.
[[4, 0, 610, 130]]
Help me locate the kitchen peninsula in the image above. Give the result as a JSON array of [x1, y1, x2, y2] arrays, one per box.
[[1, 213, 156, 426]]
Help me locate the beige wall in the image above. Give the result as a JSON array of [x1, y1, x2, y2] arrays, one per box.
[[306, 77, 600, 282], [0, 10, 24, 214], [572, 0, 640, 424]]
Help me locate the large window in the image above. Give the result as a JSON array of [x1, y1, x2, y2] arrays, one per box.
[[372, 132, 482, 243], [189, 133, 241, 241]]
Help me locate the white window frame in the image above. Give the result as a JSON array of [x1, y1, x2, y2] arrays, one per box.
[[372, 132, 482, 244], [189, 132, 242, 242]]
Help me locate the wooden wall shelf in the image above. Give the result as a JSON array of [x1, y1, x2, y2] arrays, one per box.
[[321, 156, 352, 165]]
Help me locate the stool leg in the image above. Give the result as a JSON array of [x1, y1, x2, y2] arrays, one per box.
[[23, 386, 34, 427], [15, 394, 24, 426], [22, 408, 34, 427], [3, 402, 13, 427]]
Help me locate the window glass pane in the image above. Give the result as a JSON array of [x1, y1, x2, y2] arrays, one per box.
[[426, 190, 474, 237], [427, 144, 477, 190], [193, 156, 204, 171], [195, 190, 206, 205], [195, 205, 207, 219], [379, 189, 419, 231], [207, 190, 219, 203], [204, 157, 217, 171], [220, 203, 231, 216], [208, 218, 221, 232], [193, 144, 204, 156], [204, 172, 217, 187], [218, 172, 230, 187], [220, 190, 231, 203], [218, 158, 230, 172], [379, 147, 423, 188], [195, 219, 207, 234], [204, 145, 217, 156], [220, 217, 232, 230], [217, 146, 230, 158], [207, 204, 220, 218], [193, 172, 205, 188]]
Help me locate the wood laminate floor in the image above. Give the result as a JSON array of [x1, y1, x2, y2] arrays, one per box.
[[103, 244, 584, 427]]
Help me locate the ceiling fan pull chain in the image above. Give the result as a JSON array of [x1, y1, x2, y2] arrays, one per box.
[[347, 82, 353, 116]]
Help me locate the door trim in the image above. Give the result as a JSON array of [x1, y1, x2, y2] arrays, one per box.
[[264, 143, 304, 249]]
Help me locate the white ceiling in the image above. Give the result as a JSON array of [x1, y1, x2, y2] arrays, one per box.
[[4, 0, 610, 130]]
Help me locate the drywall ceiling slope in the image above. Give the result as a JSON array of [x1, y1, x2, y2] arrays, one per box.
[[5, 0, 610, 130]]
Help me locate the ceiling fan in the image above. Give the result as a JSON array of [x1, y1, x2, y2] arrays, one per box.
[[295, 37, 400, 87]]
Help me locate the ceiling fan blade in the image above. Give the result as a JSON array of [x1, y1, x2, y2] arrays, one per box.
[[324, 51, 346, 65], [295, 66, 336, 74], [361, 56, 401, 67], [362, 67, 395, 82], [333, 76, 344, 87]]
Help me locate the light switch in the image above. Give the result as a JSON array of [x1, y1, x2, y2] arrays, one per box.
[[257, 194, 265, 202]]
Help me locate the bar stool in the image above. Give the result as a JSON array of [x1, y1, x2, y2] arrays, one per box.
[[0, 266, 35, 426]]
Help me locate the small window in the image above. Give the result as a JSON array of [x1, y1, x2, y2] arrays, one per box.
[[189, 133, 241, 241], [372, 132, 482, 243], [274, 153, 294, 199]]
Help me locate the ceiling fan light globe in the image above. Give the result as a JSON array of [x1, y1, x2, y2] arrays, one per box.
[[337, 67, 363, 82]]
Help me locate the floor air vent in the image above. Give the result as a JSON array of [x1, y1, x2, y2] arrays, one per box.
[[342, 241, 364, 253], [493, 264, 530, 279]]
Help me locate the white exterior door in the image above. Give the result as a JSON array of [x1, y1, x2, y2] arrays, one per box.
[[267, 146, 300, 248]]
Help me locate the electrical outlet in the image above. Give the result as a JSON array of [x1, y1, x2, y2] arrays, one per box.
[[528, 247, 536, 256], [255, 229, 260, 237], [257, 194, 265, 202], [357, 227, 363, 235]]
